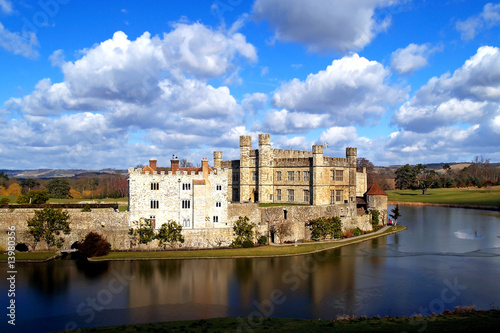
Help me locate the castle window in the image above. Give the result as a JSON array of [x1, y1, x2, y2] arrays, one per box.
[[276, 171, 282, 181], [276, 189, 281, 201], [336, 190, 343, 202], [150, 200, 159, 209], [296, 171, 300, 180], [335, 170, 344, 182], [181, 200, 191, 209], [182, 218, 190, 228], [330, 190, 335, 204], [215, 201, 222, 208], [216, 185, 222, 191], [151, 183, 159, 190], [182, 183, 191, 190], [288, 171, 294, 181], [232, 172, 239, 182], [149, 215, 156, 229], [232, 188, 239, 201], [288, 189, 294, 202], [304, 171, 310, 182], [304, 190, 310, 203], [330, 170, 334, 181], [252, 171, 257, 181], [213, 216, 219, 223]]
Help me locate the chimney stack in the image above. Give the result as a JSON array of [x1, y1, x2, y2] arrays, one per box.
[[171, 157, 179, 174], [149, 159, 157, 171]]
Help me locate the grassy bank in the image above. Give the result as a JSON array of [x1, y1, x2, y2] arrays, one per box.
[[63, 309, 500, 333], [91, 226, 405, 261], [387, 186, 500, 207], [0, 251, 58, 261]]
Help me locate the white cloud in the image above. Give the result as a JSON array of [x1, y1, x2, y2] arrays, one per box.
[[456, 3, 500, 40], [391, 43, 441, 74], [0, 22, 39, 59], [0, 0, 13, 14], [253, 0, 400, 53], [392, 46, 500, 133], [254, 109, 329, 134], [270, 54, 407, 126]]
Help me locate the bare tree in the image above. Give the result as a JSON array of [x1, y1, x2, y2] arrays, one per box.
[[269, 219, 293, 244]]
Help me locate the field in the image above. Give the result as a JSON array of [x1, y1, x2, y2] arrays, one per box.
[[66, 309, 500, 333], [0, 196, 128, 211], [387, 186, 500, 207]]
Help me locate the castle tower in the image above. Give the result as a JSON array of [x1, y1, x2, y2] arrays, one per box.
[[346, 147, 357, 203], [239, 135, 252, 203], [312, 145, 324, 205], [213, 151, 222, 170], [258, 134, 273, 203]]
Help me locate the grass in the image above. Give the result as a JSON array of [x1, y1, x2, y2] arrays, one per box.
[[61, 309, 500, 333], [387, 186, 500, 207], [91, 225, 405, 261], [0, 251, 58, 261], [0, 195, 128, 204]]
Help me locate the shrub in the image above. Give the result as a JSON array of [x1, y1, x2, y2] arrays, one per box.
[[371, 209, 380, 228], [231, 216, 256, 248], [156, 221, 184, 248], [17, 190, 50, 204], [306, 216, 343, 240], [81, 204, 92, 212], [258, 235, 267, 245], [0, 197, 9, 206], [343, 231, 353, 238], [242, 239, 254, 248], [352, 228, 362, 236], [79, 232, 111, 258]]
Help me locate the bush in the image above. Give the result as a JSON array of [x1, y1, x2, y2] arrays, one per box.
[[371, 209, 380, 228], [306, 216, 343, 240], [242, 239, 254, 248], [258, 235, 267, 245], [343, 231, 353, 238], [78, 232, 111, 258], [81, 204, 92, 212], [17, 190, 50, 204], [231, 216, 256, 248], [0, 197, 9, 206], [352, 228, 362, 236]]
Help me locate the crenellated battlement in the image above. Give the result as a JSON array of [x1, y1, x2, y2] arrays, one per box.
[[274, 158, 311, 167], [129, 168, 227, 177], [272, 149, 313, 159], [323, 156, 349, 167]]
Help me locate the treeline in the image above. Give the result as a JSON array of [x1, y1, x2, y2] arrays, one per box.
[[394, 157, 500, 193], [0, 171, 127, 200], [358, 156, 500, 191]]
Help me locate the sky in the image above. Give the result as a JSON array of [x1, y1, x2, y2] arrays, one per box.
[[1, 0, 500, 170]]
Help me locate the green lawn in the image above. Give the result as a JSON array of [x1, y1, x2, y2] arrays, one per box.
[[0, 251, 57, 261], [92, 226, 405, 261], [387, 187, 500, 207], [63, 309, 500, 333]]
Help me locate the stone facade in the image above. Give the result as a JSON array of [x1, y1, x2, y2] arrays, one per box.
[[128, 157, 229, 230], [215, 134, 367, 205]]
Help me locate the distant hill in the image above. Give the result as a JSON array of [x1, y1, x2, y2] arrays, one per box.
[[0, 169, 127, 179], [381, 162, 500, 170]]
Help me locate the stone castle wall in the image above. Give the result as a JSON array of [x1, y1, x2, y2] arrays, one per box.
[[0, 208, 130, 251]]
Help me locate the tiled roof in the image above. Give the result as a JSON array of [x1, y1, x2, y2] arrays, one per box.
[[366, 182, 388, 196]]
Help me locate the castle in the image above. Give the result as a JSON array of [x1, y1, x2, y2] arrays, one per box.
[[127, 133, 387, 246]]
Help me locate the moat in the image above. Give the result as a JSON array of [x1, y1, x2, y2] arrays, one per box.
[[2, 206, 500, 332]]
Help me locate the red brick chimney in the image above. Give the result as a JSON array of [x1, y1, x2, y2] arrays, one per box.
[[202, 158, 209, 179], [149, 159, 157, 171], [171, 157, 179, 174]]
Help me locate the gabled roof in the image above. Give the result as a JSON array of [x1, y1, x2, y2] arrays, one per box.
[[366, 182, 388, 196]]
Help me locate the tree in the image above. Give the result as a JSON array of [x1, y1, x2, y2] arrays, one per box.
[[357, 157, 376, 187], [0, 171, 8, 187], [390, 205, 401, 224], [269, 219, 293, 244], [156, 221, 185, 248], [180, 159, 194, 167], [231, 216, 256, 248], [17, 190, 50, 204], [395, 164, 418, 190], [27, 207, 71, 249], [45, 178, 71, 198], [20, 178, 40, 193], [129, 218, 155, 247], [78, 232, 111, 258], [416, 167, 438, 195], [371, 209, 380, 228], [306, 216, 342, 240], [0, 197, 9, 206]]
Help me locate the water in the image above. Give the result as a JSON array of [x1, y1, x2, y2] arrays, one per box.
[[2, 206, 499, 332]]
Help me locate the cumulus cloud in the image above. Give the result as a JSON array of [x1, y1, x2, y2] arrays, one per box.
[[0, 22, 39, 59], [392, 46, 500, 133], [253, 0, 400, 53], [0, 22, 258, 168], [391, 43, 441, 74], [269, 54, 407, 128], [456, 3, 500, 40], [254, 109, 328, 134]]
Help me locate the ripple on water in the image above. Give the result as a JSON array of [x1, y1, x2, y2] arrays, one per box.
[[454, 228, 484, 240]]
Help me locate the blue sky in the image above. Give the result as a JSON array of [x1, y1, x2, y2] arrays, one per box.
[[1, 0, 500, 169]]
